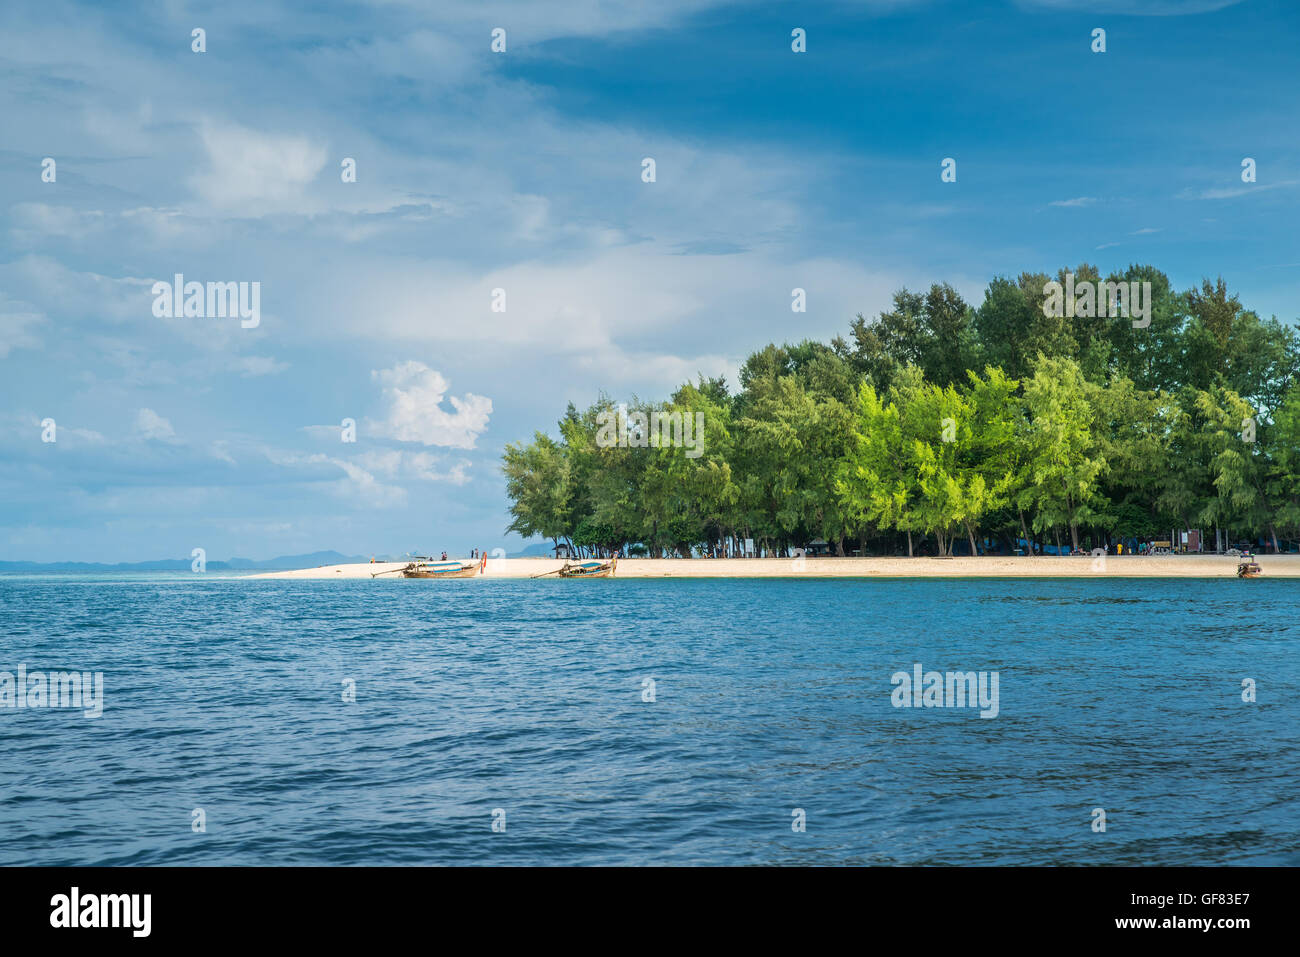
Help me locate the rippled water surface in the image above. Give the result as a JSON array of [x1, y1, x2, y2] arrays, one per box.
[[1, 575, 1296, 865]]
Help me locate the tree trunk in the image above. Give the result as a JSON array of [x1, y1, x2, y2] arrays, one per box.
[[1053, 528, 1061, 555], [906, 530, 913, 557], [835, 536, 846, 557], [1018, 511, 1031, 556]]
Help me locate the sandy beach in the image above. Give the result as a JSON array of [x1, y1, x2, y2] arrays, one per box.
[[247, 554, 1300, 580]]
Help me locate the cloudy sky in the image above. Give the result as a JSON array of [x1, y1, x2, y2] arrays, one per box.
[[1, 0, 1296, 562]]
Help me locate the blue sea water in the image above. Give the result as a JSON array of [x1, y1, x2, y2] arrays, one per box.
[[0, 574, 1295, 866]]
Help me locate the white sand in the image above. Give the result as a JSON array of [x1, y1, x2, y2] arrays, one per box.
[[246, 555, 1300, 579]]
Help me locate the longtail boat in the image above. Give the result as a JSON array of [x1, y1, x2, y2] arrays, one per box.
[[404, 552, 488, 578], [372, 552, 487, 579], [558, 556, 617, 579]]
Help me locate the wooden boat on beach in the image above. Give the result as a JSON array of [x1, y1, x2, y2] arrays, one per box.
[[1237, 555, 1263, 578], [558, 556, 617, 578], [373, 553, 487, 579]]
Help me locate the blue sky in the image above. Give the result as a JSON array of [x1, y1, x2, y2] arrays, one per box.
[[1, 0, 1296, 562]]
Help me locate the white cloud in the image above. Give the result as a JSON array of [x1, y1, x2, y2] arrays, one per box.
[[1049, 197, 1096, 208], [232, 355, 289, 377], [356, 449, 472, 485], [307, 247, 951, 397], [266, 450, 409, 507], [0, 257, 154, 327], [327, 456, 408, 506], [8, 204, 108, 242], [189, 121, 329, 215], [0, 414, 103, 445], [210, 441, 237, 465], [1184, 180, 1299, 201], [8, 204, 232, 253], [367, 361, 492, 449], [0, 301, 45, 357], [135, 408, 176, 441]]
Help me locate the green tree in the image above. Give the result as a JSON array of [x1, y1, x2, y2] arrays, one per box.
[[502, 432, 573, 551], [1195, 386, 1275, 550], [1018, 356, 1106, 552], [840, 283, 981, 392], [836, 381, 919, 554], [1266, 383, 1300, 541]]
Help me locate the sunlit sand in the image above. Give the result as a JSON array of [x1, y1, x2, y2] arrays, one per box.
[[248, 555, 1300, 579]]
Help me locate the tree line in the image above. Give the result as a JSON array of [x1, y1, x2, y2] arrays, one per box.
[[503, 264, 1300, 558]]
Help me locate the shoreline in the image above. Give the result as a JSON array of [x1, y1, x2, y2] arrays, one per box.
[[246, 555, 1300, 580]]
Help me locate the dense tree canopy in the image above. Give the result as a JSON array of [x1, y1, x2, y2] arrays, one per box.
[[504, 265, 1300, 558]]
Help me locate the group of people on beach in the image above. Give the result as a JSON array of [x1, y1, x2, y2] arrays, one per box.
[[1069, 542, 1151, 556]]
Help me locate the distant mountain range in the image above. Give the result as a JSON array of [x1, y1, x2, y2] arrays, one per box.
[[513, 542, 558, 558], [0, 550, 369, 572]]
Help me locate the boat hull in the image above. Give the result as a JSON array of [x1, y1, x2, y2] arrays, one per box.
[[403, 565, 479, 578], [401, 553, 488, 579], [558, 557, 617, 578]]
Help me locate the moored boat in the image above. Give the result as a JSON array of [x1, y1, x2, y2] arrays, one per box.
[[558, 556, 618, 578], [1237, 556, 1263, 578], [372, 552, 488, 579], [403, 552, 488, 578]]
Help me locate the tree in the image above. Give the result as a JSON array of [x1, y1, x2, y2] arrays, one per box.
[[502, 432, 572, 551], [974, 273, 1076, 382], [656, 379, 739, 556], [1266, 383, 1300, 542], [836, 381, 918, 554], [1195, 386, 1275, 550], [1018, 355, 1106, 552], [959, 366, 1023, 552], [502, 265, 1299, 560], [840, 283, 981, 392], [892, 372, 970, 555], [734, 375, 854, 554], [1105, 265, 1180, 391], [1088, 376, 1175, 542]]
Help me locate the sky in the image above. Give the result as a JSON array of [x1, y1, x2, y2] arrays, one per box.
[[1, 0, 1297, 562]]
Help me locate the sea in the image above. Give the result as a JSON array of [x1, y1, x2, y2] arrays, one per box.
[[0, 574, 1295, 865]]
